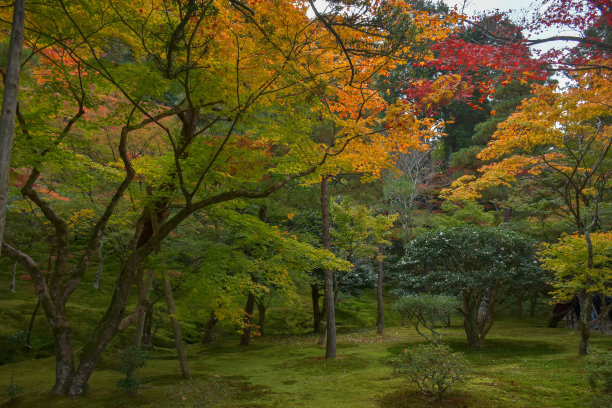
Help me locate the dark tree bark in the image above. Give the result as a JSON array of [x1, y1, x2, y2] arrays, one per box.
[[321, 176, 336, 359], [376, 244, 384, 335], [311, 283, 325, 333], [202, 310, 218, 345], [163, 275, 190, 379], [240, 291, 256, 346], [0, 0, 25, 251], [529, 293, 538, 318], [256, 298, 267, 336]]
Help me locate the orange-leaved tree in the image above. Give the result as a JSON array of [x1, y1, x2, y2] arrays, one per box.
[[445, 66, 612, 355], [1, 0, 455, 395]]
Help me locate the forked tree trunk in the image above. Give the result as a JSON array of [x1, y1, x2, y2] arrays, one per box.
[[376, 244, 384, 335], [321, 176, 336, 359], [0, 0, 25, 250], [163, 275, 190, 379]]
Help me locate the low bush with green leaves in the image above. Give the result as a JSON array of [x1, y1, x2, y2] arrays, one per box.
[[389, 344, 468, 400], [116, 346, 149, 396], [393, 294, 458, 344]]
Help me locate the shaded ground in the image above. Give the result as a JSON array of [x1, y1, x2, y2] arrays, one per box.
[[1, 319, 610, 407]]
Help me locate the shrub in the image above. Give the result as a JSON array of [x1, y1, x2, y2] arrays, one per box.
[[393, 294, 458, 344], [585, 350, 612, 408], [389, 344, 468, 400], [116, 346, 149, 396]]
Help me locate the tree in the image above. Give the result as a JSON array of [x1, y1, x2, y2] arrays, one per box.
[[447, 67, 611, 354], [540, 232, 612, 350], [0, 0, 25, 251], [397, 225, 542, 349]]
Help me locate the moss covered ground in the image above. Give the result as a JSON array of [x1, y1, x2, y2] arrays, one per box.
[[1, 288, 611, 407]]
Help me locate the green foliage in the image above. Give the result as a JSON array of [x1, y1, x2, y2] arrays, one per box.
[[398, 225, 541, 296], [393, 294, 459, 344], [6, 384, 23, 400], [116, 347, 149, 396], [389, 344, 468, 400], [539, 232, 612, 302], [585, 350, 612, 408]]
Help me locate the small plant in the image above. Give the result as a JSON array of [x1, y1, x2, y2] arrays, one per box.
[[585, 350, 612, 408], [5, 331, 28, 401], [393, 294, 459, 344], [116, 346, 149, 396], [389, 344, 468, 400]]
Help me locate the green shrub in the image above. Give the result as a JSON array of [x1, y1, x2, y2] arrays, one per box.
[[116, 346, 149, 396], [586, 350, 612, 408], [393, 294, 458, 344], [389, 344, 468, 400]]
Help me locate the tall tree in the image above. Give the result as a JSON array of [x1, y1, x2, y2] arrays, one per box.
[[0, 0, 25, 251]]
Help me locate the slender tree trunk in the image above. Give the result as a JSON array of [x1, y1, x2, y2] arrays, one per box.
[[257, 300, 266, 336], [578, 290, 592, 355], [163, 275, 190, 379], [142, 306, 153, 349], [376, 244, 384, 335], [25, 298, 40, 350], [321, 176, 336, 359], [92, 238, 105, 289], [134, 270, 155, 348], [311, 283, 324, 333], [0, 0, 25, 251], [529, 293, 538, 318], [240, 292, 256, 346], [202, 310, 218, 345], [10, 260, 16, 292], [516, 293, 524, 318], [578, 229, 595, 355]]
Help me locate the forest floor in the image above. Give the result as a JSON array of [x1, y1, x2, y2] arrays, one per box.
[[1, 317, 611, 408]]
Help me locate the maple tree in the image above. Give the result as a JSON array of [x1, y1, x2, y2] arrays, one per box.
[[446, 66, 611, 354], [0, 0, 458, 395]]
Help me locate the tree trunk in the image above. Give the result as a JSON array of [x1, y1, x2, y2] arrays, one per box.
[[463, 293, 484, 349], [529, 293, 538, 318], [134, 270, 155, 348], [516, 293, 524, 318], [163, 275, 190, 379], [503, 207, 512, 223], [142, 306, 153, 349], [10, 260, 16, 292], [577, 290, 591, 355], [67, 255, 143, 396], [240, 291, 256, 346], [202, 310, 218, 345], [321, 176, 336, 359], [92, 238, 105, 289], [376, 244, 384, 335], [51, 317, 76, 396], [0, 0, 25, 251], [26, 298, 41, 350], [257, 300, 266, 336], [311, 283, 324, 333]]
